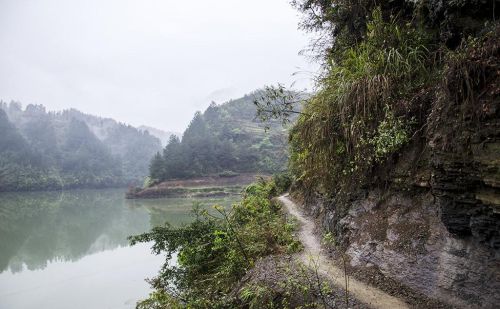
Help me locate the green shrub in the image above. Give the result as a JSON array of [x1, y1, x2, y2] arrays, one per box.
[[368, 107, 413, 162], [129, 180, 300, 308], [272, 172, 293, 194], [238, 258, 337, 309]]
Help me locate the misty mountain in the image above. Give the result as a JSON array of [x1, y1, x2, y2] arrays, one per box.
[[0, 101, 162, 191], [137, 125, 180, 147]]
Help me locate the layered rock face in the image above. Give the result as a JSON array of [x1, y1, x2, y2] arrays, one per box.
[[302, 30, 500, 308], [334, 190, 498, 308]]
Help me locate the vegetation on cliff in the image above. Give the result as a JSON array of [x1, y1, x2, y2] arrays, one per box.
[[258, 1, 499, 203]]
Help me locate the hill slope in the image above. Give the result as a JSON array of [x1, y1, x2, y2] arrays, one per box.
[[148, 91, 296, 183], [0, 102, 162, 191]]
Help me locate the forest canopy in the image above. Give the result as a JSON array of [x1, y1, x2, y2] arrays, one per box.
[[0, 102, 162, 191], [147, 91, 300, 183]]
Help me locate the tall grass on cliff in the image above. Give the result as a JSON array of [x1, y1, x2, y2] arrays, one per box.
[[128, 177, 300, 308], [256, 1, 498, 200], [287, 8, 436, 195]]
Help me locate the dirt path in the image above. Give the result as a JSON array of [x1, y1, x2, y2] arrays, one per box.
[[278, 194, 409, 309]]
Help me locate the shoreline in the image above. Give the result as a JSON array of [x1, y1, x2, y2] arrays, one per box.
[[126, 173, 269, 199]]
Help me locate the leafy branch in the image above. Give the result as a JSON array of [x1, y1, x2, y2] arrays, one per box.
[[253, 84, 309, 128]]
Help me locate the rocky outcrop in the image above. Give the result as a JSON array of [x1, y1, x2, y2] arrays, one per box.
[[298, 28, 500, 308], [303, 183, 499, 308], [343, 191, 498, 308]]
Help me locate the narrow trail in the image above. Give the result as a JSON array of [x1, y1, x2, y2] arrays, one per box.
[[278, 194, 409, 309]]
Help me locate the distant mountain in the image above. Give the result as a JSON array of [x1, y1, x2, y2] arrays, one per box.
[[137, 125, 180, 147], [0, 101, 162, 191]]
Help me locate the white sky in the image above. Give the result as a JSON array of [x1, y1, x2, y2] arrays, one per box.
[[0, 0, 315, 132]]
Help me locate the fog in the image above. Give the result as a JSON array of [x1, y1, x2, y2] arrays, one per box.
[[0, 0, 315, 132]]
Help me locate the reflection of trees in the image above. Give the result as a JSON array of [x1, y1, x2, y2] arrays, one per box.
[[0, 189, 150, 273], [0, 190, 60, 272], [0, 191, 241, 274]]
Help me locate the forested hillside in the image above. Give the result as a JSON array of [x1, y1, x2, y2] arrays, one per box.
[[0, 102, 162, 191], [147, 91, 297, 182]]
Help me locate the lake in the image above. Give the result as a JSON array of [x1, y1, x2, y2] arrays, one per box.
[[0, 188, 240, 309]]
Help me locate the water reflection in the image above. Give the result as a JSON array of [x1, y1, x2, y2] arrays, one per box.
[[0, 189, 146, 273], [0, 189, 240, 274], [0, 188, 240, 309]]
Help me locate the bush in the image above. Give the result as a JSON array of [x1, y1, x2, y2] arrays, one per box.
[[272, 172, 293, 194], [368, 107, 413, 162], [142, 176, 155, 188], [129, 180, 301, 308]]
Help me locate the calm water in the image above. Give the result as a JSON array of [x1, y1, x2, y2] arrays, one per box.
[[0, 189, 240, 309]]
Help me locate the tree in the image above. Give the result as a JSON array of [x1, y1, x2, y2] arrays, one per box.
[[163, 135, 187, 179], [253, 84, 307, 127], [182, 112, 218, 175], [149, 152, 164, 181]]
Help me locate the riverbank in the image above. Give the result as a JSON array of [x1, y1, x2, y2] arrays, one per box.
[[126, 173, 269, 199]]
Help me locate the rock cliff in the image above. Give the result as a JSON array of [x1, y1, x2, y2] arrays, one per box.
[[297, 26, 500, 308]]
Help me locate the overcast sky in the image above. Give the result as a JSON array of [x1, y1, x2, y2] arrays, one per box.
[[0, 0, 315, 132]]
